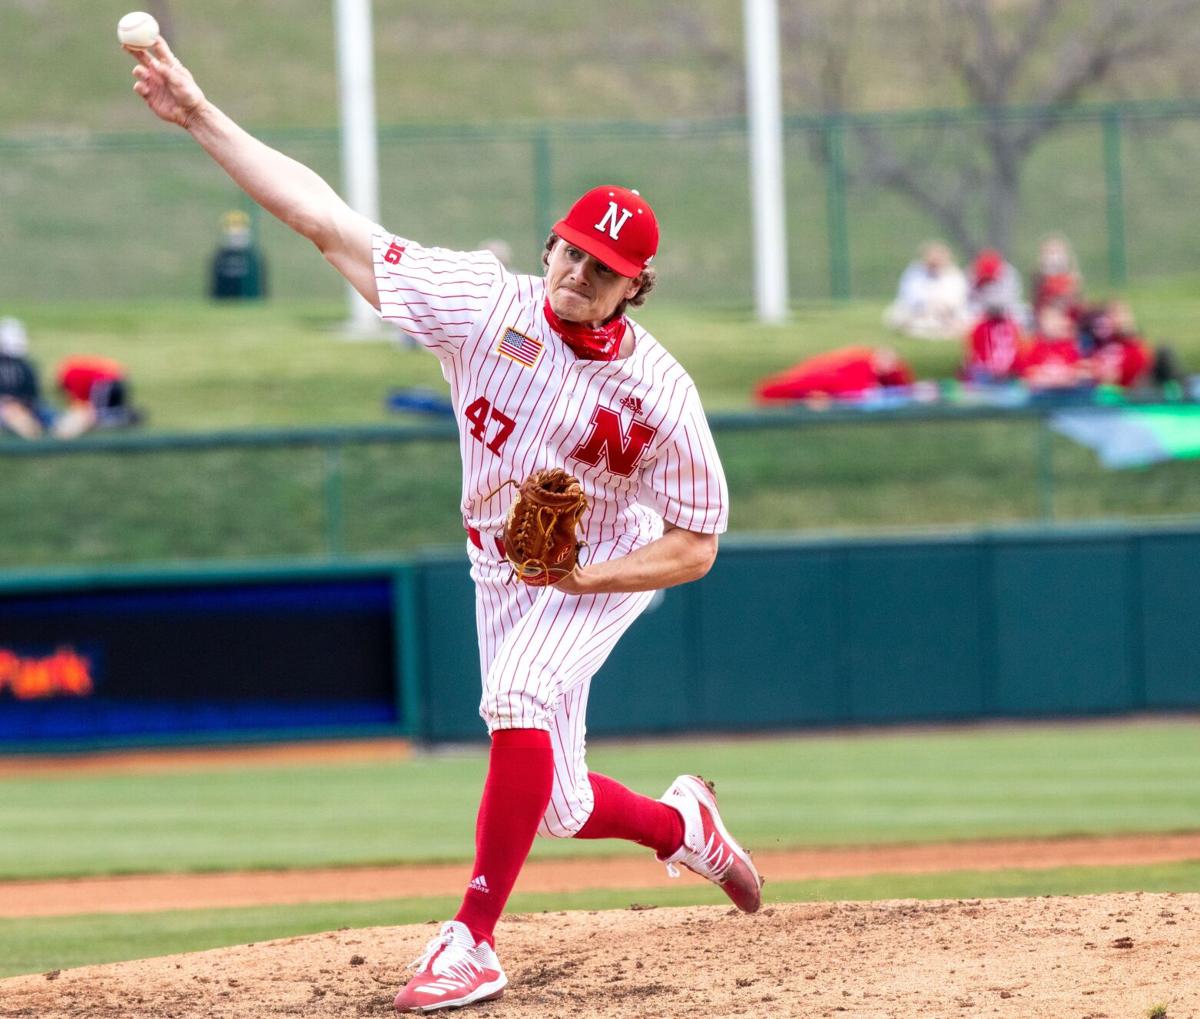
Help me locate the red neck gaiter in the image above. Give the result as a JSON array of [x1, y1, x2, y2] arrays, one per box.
[[543, 298, 626, 362]]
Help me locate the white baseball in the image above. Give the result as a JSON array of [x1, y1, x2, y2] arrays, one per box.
[[117, 11, 160, 49]]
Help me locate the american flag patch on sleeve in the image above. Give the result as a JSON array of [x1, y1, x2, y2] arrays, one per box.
[[496, 328, 544, 369]]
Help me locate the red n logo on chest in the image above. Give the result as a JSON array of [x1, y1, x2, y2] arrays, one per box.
[[570, 407, 657, 477]]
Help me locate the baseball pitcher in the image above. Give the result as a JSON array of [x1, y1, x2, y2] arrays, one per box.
[[125, 35, 762, 1015]]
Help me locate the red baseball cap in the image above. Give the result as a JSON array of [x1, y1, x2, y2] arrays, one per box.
[[973, 248, 1004, 283], [552, 185, 659, 278]]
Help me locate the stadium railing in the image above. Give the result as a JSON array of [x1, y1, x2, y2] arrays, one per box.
[[3, 402, 1199, 570]]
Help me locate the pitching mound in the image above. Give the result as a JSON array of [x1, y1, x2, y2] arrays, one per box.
[[3, 893, 1197, 1018]]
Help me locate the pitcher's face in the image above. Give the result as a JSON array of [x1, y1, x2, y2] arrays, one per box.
[[545, 241, 640, 326]]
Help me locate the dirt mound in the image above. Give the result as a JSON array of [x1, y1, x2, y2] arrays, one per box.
[[3, 894, 1196, 1018]]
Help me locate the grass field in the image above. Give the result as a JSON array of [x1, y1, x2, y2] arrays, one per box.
[[2, 3, 755, 135], [5, 723, 1200, 881], [1, 719, 1198, 976], [7, 279, 1199, 428], [3, 284, 1200, 568]]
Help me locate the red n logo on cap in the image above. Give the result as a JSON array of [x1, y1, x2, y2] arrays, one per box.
[[595, 202, 634, 241]]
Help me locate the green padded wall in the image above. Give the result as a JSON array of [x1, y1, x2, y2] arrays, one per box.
[[411, 527, 1200, 742], [989, 538, 1136, 715], [6, 524, 1195, 750], [589, 586, 696, 735], [413, 556, 484, 743], [840, 542, 988, 721], [694, 548, 844, 727], [1139, 534, 1200, 708]]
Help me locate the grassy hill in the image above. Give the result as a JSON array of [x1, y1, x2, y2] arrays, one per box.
[[4, 2, 747, 135], [2, 284, 1199, 568], [4, 2, 1195, 136], [7, 278, 1199, 428], [4, 4, 1198, 306]]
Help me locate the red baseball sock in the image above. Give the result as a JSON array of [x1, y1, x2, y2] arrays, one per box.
[[573, 772, 684, 858], [453, 727, 553, 948]]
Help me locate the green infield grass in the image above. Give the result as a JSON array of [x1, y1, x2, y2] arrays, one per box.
[[4, 860, 1199, 979], [2, 720, 1198, 881]]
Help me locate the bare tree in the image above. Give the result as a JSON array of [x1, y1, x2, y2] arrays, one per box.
[[786, 0, 1200, 257]]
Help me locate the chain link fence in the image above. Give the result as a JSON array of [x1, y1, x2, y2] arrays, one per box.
[[2, 101, 1197, 307]]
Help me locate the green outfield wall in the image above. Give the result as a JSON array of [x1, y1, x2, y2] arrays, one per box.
[[414, 523, 1200, 740], [2, 522, 1198, 750]]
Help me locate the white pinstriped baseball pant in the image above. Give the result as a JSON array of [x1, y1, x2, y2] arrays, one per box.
[[467, 532, 656, 838]]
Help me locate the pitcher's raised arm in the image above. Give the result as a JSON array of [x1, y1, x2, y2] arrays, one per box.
[[126, 37, 378, 308]]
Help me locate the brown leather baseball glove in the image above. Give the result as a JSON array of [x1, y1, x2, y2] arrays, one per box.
[[501, 468, 588, 587]]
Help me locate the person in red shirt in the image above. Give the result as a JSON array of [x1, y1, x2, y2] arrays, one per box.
[[53, 355, 140, 438], [1081, 300, 1152, 389], [1030, 234, 1083, 320], [962, 308, 1024, 383], [1019, 305, 1084, 390], [755, 345, 914, 403], [58, 356, 124, 403]]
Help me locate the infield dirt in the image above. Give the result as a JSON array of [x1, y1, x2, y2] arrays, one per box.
[[3, 893, 1197, 1018]]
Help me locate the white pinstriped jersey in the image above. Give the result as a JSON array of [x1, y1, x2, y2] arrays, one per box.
[[372, 228, 727, 837], [371, 231, 729, 545]]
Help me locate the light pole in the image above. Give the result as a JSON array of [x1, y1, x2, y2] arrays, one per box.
[[743, 0, 789, 322], [334, 0, 381, 336]]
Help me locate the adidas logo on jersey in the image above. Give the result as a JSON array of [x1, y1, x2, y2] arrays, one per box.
[[468, 874, 490, 894]]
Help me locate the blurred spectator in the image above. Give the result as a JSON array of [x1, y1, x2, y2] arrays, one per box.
[[883, 241, 970, 340], [0, 317, 48, 439], [210, 210, 267, 300], [962, 307, 1024, 384], [52, 355, 143, 438], [1079, 301, 1150, 387], [967, 248, 1030, 327], [1031, 233, 1083, 319], [1020, 305, 1083, 390], [1079, 299, 1191, 392], [755, 345, 914, 402]]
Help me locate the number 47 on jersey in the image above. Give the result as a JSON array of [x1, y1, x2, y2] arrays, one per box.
[[463, 397, 657, 476]]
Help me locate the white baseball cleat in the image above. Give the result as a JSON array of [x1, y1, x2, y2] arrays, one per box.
[[658, 774, 764, 913], [393, 920, 507, 1014]]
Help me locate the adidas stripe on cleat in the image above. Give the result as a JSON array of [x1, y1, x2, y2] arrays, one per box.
[[394, 920, 507, 1014], [658, 774, 763, 913]]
